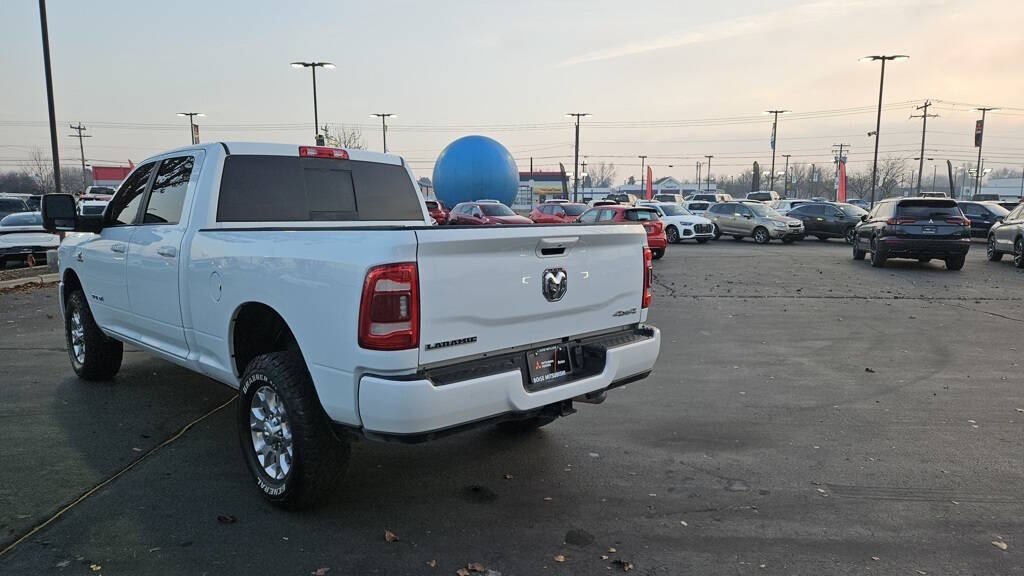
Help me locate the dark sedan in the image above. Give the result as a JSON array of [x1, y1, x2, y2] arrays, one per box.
[[788, 201, 866, 243], [957, 201, 1009, 238]]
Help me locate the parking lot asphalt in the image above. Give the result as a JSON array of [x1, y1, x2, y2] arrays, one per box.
[[2, 239, 1022, 575]]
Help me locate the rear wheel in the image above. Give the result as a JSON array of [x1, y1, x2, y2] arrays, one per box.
[[712, 225, 721, 240], [752, 227, 770, 245], [844, 227, 856, 244], [665, 226, 680, 244], [65, 290, 123, 381], [651, 249, 665, 260], [987, 235, 1003, 261], [238, 351, 350, 509], [1015, 238, 1024, 268], [945, 254, 966, 271], [870, 238, 886, 268]]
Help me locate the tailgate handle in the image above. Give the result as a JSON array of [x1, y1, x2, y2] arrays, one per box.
[[536, 237, 578, 258]]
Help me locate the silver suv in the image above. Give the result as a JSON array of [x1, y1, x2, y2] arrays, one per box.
[[706, 201, 804, 244]]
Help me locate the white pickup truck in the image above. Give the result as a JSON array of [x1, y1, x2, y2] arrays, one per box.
[[41, 142, 661, 508]]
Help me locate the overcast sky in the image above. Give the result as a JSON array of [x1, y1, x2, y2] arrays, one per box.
[[2, 0, 1022, 183]]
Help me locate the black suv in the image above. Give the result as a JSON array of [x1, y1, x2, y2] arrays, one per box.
[[787, 201, 866, 244], [852, 197, 970, 270], [957, 201, 1009, 238]]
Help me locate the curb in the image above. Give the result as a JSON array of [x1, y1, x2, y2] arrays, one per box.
[[0, 273, 60, 290]]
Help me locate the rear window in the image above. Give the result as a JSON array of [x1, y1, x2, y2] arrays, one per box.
[[217, 155, 423, 222], [0, 198, 27, 211], [896, 200, 961, 219], [480, 203, 515, 216], [624, 209, 658, 221], [0, 212, 42, 226]]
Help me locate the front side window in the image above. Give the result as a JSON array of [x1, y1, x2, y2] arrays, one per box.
[[144, 156, 194, 225], [597, 209, 616, 222], [108, 162, 156, 225], [578, 209, 599, 223]]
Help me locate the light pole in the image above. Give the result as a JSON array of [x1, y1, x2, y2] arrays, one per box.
[[638, 155, 647, 197], [764, 109, 790, 191], [704, 155, 714, 191], [291, 61, 335, 145], [860, 54, 909, 208], [38, 0, 61, 195], [370, 113, 397, 153], [696, 161, 702, 190], [913, 156, 933, 194], [973, 107, 999, 196], [177, 112, 205, 145], [781, 154, 791, 197], [566, 113, 591, 202]]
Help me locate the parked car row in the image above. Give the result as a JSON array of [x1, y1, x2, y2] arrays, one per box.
[[0, 211, 59, 268]]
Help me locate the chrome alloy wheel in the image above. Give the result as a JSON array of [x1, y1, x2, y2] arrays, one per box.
[[69, 308, 85, 364], [249, 385, 294, 482]]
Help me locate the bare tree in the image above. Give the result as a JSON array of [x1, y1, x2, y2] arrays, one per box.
[[324, 124, 366, 149], [583, 161, 616, 188], [21, 147, 85, 194], [877, 156, 909, 199]]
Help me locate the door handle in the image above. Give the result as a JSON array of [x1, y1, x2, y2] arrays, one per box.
[[110, 243, 126, 253], [157, 246, 178, 258]]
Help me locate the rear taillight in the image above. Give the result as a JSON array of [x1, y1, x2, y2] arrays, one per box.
[[358, 263, 418, 350], [642, 247, 653, 309], [885, 217, 916, 225], [946, 217, 970, 226], [299, 146, 349, 159]]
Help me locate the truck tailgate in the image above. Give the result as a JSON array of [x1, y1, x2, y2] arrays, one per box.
[[415, 225, 648, 365]]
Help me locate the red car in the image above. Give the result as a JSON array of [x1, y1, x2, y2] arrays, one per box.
[[577, 204, 667, 259], [528, 202, 588, 224], [425, 199, 448, 225], [447, 201, 533, 225]]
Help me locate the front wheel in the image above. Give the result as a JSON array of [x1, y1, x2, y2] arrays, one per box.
[[852, 234, 866, 260], [844, 227, 856, 244], [665, 226, 680, 244], [712, 224, 721, 240], [1015, 238, 1024, 268], [238, 351, 350, 509], [987, 236, 1003, 261], [870, 238, 886, 268], [65, 290, 123, 381], [752, 227, 770, 245], [651, 249, 665, 260], [945, 254, 966, 271]]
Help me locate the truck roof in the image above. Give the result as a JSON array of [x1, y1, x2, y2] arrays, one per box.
[[136, 142, 404, 167]]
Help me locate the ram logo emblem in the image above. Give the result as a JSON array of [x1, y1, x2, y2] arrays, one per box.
[[542, 268, 568, 302]]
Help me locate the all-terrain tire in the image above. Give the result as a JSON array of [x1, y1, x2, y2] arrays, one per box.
[[238, 351, 350, 510], [65, 290, 123, 381]]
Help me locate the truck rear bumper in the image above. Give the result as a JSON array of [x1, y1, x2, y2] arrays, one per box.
[[357, 326, 661, 437]]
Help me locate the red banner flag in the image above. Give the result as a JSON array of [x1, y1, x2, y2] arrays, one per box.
[[837, 161, 847, 203], [645, 166, 653, 200]]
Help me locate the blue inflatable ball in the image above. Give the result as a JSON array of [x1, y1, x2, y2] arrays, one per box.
[[432, 135, 519, 207]]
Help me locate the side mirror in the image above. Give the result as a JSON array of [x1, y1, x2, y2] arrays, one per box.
[[42, 193, 101, 233], [860, 214, 869, 222], [742, 213, 752, 219]]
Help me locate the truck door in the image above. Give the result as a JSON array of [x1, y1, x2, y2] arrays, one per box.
[[126, 152, 201, 359], [76, 161, 156, 338]]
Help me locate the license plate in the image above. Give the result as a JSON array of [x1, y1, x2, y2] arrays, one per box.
[[922, 226, 936, 234], [527, 344, 573, 386]]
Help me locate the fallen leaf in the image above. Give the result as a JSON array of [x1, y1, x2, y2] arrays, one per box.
[[543, 497, 552, 502], [871, 556, 879, 561], [679, 520, 688, 527], [311, 568, 330, 576], [601, 555, 609, 560], [865, 367, 876, 373], [384, 529, 398, 543], [554, 555, 565, 563], [916, 571, 927, 575], [503, 474, 513, 480], [992, 540, 1008, 551], [217, 514, 236, 524], [456, 569, 471, 576], [90, 565, 101, 572], [612, 559, 633, 572], [147, 547, 161, 553], [468, 562, 485, 572], [607, 547, 617, 553], [55, 559, 71, 568], [1016, 408, 1024, 413], [427, 559, 436, 568]]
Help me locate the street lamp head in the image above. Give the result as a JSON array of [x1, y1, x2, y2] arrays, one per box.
[[320, 63, 336, 69], [860, 54, 909, 62], [867, 130, 877, 137], [290, 62, 307, 68], [763, 109, 791, 115], [565, 113, 591, 118], [974, 107, 1000, 112]]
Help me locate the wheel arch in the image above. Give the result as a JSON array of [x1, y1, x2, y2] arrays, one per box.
[[62, 268, 83, 307], [229, 301, 303, 379]]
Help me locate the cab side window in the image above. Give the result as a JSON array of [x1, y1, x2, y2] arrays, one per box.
[[143, 156, 194, 225], [108, 162, 156, 225]]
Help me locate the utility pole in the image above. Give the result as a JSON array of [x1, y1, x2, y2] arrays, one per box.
[[974, 107, 998, 196], [704, 155, 714, 191], [567, 113, 590, 202], [781, 154, 791, 197], [370, 113, 396, 153], [931, 164, 937, 191], [581, 158, 587, 190], [696, 161, 702, 190], [68, 123, 91, 192], [765, 109, 789, 191], [38, 0, 61, 195], [861, 54, 909, 208], [638, 155, 647, 196], [909, 100, 938, 194]]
